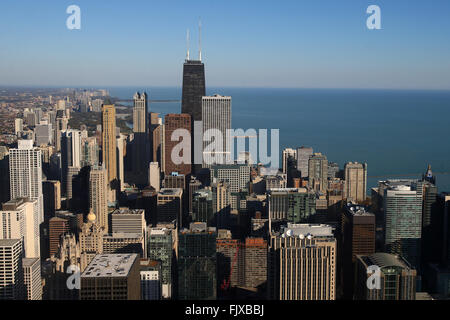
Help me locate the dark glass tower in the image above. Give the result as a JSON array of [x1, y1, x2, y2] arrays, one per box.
[[181, 60, 206, 122]]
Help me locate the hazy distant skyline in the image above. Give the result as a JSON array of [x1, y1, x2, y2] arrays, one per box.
[[1, 0, 450, 89]]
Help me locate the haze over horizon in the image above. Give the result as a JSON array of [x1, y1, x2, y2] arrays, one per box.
[[1, 0, 450, 89]]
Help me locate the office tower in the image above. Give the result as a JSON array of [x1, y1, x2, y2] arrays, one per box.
[[268, 224, 337, 300], [210, 163, 251, 210], [48, 217, 69, 257], [164, 113, 192, 175], [9, 140, 44, 223], [328, 162, 340, 179], [80, 136, 99, 167], [34, 122, 53, 146], [192, 189, 214, 226], [182, 59, 206, 122], [89, 167, 108, 230], [297, 146, 313, 178], [267, 188, 316, 232], [0, 239, 23, 300], [381, 180, 423, 268], [22, 257, 42, 300], [265, 173, 287, 190], [421, 180, 438, 266], [178, 222, 217, 300], [163, 172, 186, 189], [355, 253, 416, 300], [282, 148, 297, 175], [61, 129, 82, 195], [308, 153, 328, 193], [116, 133, 126, 191], [102, 233, 145, 257], [15, 118, 23, 135], [66, 166, 80, 208], [110, 208, 146, 235], [147, 227, 173, 299], [80, 254, 141, 300], [149, 162, 160, 192], [188, 177, 202, 214], [140, 259, 162, 300], [216, 237, 267, 296], [0, 147, 10, 205], [157, 189, 183, 226], [101, 104, 118, 201], [344, 162, 367, 203], [43, 181, 61, 219], [149, 113, 162, 163], [79, 216, 105, 271], [340, 203, 375, 299], [202, 95, 231, 167], [0, 198, 40, 258], [211, 180, 231, 229], [54, 112, 68, 152], [132, 92, 150, 185]]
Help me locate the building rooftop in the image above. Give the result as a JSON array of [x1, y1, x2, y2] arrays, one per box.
[[22, 257, 40, 267], [360, 252, 413, 270], [111, 208, 144, 215], [278, 223, 334, 238], [345, 203, 375, 217], [158, 188, 183, 197], [81, 254, 138, 278], [0, 239, 21, 247]]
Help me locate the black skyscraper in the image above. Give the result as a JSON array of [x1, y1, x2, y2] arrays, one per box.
[[181, 60, 206, 121]]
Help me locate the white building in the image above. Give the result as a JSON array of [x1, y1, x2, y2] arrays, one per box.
[[202, 95, 231, 167], [149, 162, 160, 192], [9, 140, 44, 224], [0, 239, 23, 299], [22, 257, 42, 300]]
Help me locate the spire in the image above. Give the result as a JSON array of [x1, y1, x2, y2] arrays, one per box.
[[198, 18, 202, 61], [186, 29, 190, 61]]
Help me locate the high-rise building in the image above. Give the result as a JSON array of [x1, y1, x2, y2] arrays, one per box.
[[149, 113, 162, 164], [15, 118, 23, 135], [80, 253, 141, 300], [268, 224, 337, 300], [192, 189, 214, 226], [43, 180, 61, 219], [0, 239, 23, 300], [163, 172, 186, 189], [308, 153, 328, 193], [89, 167, 108, 231], [201, 95, 231, 167], [149, 162, 160, 192], [355, 253, 416, 300], [211, 180, 231, 229], [282, 148, 297, 175], [267, 188, 316, 232], [0, 147, 10, 205], [147, 227, 174, 299], [0, 198, 40, 258], [164, 113, 192, 175], [140, 259, 162, 300], [182, 59, 206, 122], [9, 140, 44, 223], [60, 129, 82, 195], [101, 104, 117, 202], [110, 208, 146, 235], [22, 257, 42, 300], [296, 146, 313, 178], [132, 92, 150, 185], [178, 222, 217, 300], [102, 233, 145, 257], [381, 180, 423, 268], [48, 216, 69, 257], [34, 122, 53, 146], [116, 133, 126, 191], [157, 188, 183, 226], [344, 162, 367, 203], [340, 203, 375, 299]]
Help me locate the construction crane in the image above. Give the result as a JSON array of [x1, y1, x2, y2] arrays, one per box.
[[220, 245, 240, 292]]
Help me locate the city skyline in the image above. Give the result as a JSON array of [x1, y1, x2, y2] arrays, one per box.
[[0, 0, 450, 89]]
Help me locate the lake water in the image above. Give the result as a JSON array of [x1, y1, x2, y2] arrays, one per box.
[[108, 87, 450, 192]]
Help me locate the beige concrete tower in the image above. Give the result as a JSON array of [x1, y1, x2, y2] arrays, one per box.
[[344, 162, 367, 203], [89, 167, 108, 230], [101, 104, 117, 201]]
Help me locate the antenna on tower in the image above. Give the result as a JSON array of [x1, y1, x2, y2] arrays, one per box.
[[198, 18, 202, 61], [186, 29, 190, 61]]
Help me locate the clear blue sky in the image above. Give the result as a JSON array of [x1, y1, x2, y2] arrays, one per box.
[[1, 0, 450, 89]]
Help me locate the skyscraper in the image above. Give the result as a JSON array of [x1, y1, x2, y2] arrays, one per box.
[[61, 129, 82, 195], [308, 153, 328, 193], [297, 146, 313, 178], [0, 239, 23, 300], [89, 167, 108, 230], [344, 162, 367, 203], [181, 60, 206, 122], [268, 224, 336, 300], [282, 148, 297, 175], [164, 113, 192, 175], [132, 92, 150, 185], [101, 104, 117, 201], [192, 189, 214, 226], [9, 140, 44, 223], [202, 95, 231, 167], [178, 222, 217, 300], [149, 162, 160, 192]]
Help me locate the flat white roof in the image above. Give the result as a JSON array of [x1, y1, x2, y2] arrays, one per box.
[[81, 254, 138, 278]]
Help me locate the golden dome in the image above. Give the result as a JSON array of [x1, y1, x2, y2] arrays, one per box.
[[87, 211, 96, 223]]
